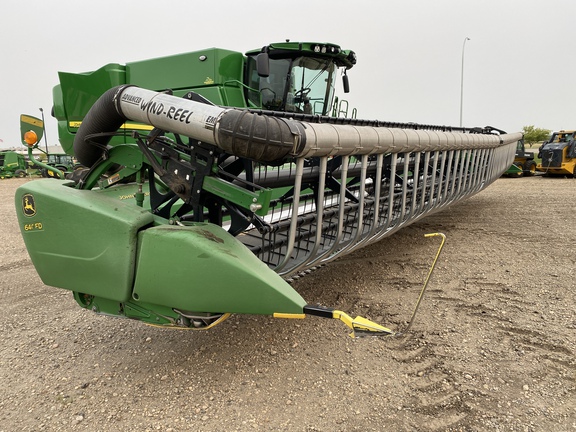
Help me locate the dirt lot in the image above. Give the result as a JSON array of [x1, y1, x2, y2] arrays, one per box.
[[0, 176, 574, 432]]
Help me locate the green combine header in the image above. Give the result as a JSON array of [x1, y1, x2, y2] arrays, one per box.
[[16, 41, 522, 337]]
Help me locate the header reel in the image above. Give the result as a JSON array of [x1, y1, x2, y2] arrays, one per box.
[[16, 85, 519, 338]]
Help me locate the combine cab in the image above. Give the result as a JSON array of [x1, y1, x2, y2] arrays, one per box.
[[537, 130, 576, 177], [15, 41, 522, 336]]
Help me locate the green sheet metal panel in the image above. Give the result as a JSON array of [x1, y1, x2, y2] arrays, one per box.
[[15, 180, 154, 302], [54, 64, 127, 153], [132, 224, 306, 315], [126, 48, 244, 94], [57, 64, 127, 122]]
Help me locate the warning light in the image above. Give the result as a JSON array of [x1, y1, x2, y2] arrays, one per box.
[[24, 130, 38, 147]]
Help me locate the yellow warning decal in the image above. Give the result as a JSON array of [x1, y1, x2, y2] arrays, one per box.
[[68, 121, 154, 131], [107, 173, 121, 185], [21, 115, 44, 127], [273, 313, 306, 319]]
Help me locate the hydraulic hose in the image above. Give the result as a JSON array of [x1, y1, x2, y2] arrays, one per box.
[[73, 85, 131, 167]]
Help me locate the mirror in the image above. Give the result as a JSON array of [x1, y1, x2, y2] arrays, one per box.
[[256, 52, 270, 77], [342, 72, 350, 93]]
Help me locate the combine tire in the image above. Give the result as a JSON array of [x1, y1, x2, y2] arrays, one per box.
[[523, 161, 537, 177], [14, 169, 27, 178]]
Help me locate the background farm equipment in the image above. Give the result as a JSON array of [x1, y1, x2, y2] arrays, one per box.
[[15, 41, 522, 335], [537, 129, 576, 177], [504, 138, 537, 177], [40, 153, 78, 178], [19, 114, 78, 180], [0, 151, 30, 179]]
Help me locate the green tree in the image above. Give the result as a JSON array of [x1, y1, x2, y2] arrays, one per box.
[[523, 125, 551, 148]]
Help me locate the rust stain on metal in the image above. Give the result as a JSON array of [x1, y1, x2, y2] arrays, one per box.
[[198, 229, 224, 244]]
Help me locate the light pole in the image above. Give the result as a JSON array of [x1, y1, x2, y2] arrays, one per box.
[[39, 107, 49, 154], [460, 37, 470, 127]]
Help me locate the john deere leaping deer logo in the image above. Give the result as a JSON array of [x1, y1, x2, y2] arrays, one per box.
[[22, 194, 36, 217]]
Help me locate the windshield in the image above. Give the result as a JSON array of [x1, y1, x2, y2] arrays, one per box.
[[551, 132, 575, 142], [48, 154, 72, 164], [246, 56, 337, 115]]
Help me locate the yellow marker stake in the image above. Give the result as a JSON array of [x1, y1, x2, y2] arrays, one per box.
[[400, 232, 446, 335], [282, 232, 446, 338]]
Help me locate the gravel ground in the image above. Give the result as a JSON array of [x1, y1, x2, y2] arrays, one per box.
[[0, 176, 574, 431]]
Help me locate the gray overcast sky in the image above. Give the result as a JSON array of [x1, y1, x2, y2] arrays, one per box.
[[1, 0, 574, 149]]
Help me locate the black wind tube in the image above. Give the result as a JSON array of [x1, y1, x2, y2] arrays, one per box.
[[73, 85, 131, 167], [216, 110, 306, 161]]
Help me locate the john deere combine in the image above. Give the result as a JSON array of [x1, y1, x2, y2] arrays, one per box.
[[16, 41, 522, 335]]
